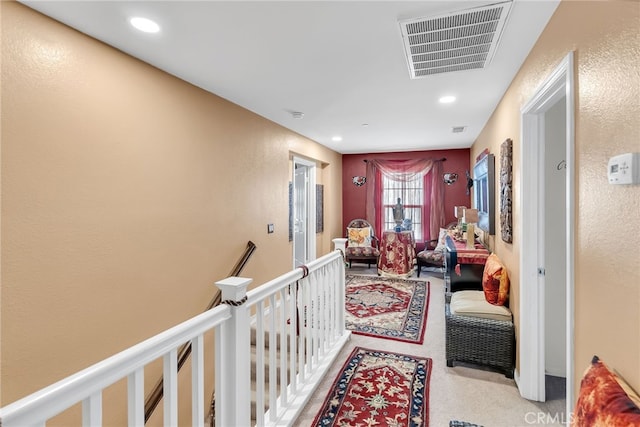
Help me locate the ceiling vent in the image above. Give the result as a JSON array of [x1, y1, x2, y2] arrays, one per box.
[[452, 126, 467, 133], [399, 1, 513, 78]]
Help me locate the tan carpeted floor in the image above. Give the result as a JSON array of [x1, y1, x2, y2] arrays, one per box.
[[293, 267, 567, 427]]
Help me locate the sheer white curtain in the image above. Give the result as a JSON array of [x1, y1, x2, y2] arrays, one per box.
[[364, 159, 445, 243]]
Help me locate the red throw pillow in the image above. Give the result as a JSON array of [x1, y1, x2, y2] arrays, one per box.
[[571, 355, 640, 427], [482, 253, 509, 306]]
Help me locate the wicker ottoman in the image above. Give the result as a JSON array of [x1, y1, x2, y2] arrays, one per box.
[[445, 292, 515, 378]]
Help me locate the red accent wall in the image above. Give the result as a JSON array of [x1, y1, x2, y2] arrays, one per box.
[[342, 149, 471, 249]]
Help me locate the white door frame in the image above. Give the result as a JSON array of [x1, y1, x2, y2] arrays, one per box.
[[517, 52, 575, 414], [292, 156, 317, 268]]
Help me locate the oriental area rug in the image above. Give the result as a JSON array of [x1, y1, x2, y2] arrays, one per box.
[[311, 347, 432, 427], [344, 274, 430, 344]]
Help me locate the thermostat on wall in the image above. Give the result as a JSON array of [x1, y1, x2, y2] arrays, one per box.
[[608, 152, 640, 185]]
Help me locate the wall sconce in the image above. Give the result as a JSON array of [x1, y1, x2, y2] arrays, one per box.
[[443, 173, 458, 185], [352, 176, 366, 186]]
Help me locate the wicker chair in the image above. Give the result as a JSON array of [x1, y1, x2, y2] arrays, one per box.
[[445, 292, 515, 378]]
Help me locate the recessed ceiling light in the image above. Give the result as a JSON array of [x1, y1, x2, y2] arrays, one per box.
[[130, 17, 160, 33], [439, 95, 456, 104], [332, 136, 343, 142]]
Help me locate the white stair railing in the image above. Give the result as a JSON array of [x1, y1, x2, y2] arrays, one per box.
[[0, 250, 349, 427], [243, 250, 349, 427]]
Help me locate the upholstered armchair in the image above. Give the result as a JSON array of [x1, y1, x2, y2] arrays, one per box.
[[344, 219, 380, 268], [416, 237, 445, 277], [416, 223, 456, 277]]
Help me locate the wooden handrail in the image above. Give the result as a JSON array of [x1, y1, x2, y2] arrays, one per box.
[[144, 241, 257, 423]]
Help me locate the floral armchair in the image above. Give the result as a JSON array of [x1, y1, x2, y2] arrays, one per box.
[[344, 219, 380, 268]]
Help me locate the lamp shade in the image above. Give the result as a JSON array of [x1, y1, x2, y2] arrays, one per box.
[[463, 208, 478, 223], [454, 206, 467, 219]]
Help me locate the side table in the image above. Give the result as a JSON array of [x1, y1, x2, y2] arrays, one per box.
[[377, 230, 416, 278]]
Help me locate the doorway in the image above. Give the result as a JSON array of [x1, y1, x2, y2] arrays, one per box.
[[292, 157, 316, 268], [518, 52, 575, 418]]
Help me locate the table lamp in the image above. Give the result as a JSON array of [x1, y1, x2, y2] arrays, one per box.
[[463, 208, 478, 248]]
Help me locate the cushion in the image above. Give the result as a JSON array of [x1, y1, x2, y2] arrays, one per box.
[[571, 355, 640, 427], [434, 228, 449, 252], [482, 253, 509, 306], [347, 227, 372, 247], [345, 246, 380, 257], [416, 250, 444, 263], [449, 290, 512, 322]]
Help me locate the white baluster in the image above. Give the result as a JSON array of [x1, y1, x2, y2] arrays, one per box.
[[268, 294, 277, 422], [192, 334, 204, 427], [82, 391, 102, 427], [163, 349, 178, 426], [127, 369, 144, 426], [255, 301, 266, 427], [215, 276, 252, 427]]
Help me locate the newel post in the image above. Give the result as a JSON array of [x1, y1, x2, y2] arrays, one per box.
[[215, 276, 252, 427]]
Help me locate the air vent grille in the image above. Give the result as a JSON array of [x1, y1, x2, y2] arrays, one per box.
[[399, 1, 512, 78]]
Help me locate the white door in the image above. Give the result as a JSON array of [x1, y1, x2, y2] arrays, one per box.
[[544, 97, 567, 379], [292, 157, 316, 268], [519, 52, 575, 416]]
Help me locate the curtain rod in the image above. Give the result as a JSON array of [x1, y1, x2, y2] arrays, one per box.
[[363, 157, 446, 163]]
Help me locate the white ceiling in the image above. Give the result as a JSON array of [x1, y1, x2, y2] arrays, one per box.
[[20, 0, 559, 154]]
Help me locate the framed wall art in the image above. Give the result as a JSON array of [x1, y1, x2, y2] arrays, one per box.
[[500, 138, 513, 243], [316, 184, 324, 233]]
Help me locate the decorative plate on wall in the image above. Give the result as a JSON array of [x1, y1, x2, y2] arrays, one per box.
[[352, 176, 366, 186]]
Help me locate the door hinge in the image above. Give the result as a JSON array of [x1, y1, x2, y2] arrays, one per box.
[[538, 268, 546, 276]]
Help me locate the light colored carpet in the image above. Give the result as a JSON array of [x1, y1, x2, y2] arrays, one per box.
[[294, 268, 567, 427]]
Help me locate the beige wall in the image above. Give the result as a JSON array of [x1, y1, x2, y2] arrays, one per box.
[[1, 2, 342, 423], [472, 0, 640, 398]]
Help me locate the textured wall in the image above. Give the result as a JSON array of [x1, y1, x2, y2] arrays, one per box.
[[1, 2, 342, 424], [472, 0, 640, 398]]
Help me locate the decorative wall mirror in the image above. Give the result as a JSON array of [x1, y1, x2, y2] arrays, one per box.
[[473, 153, 496, 235]]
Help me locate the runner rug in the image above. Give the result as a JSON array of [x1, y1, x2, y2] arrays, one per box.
[[345, 274, 430, 344], [311, 347, 432, 427]]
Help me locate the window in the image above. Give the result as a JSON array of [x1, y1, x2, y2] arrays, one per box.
[[382, 174, 424, 241]]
